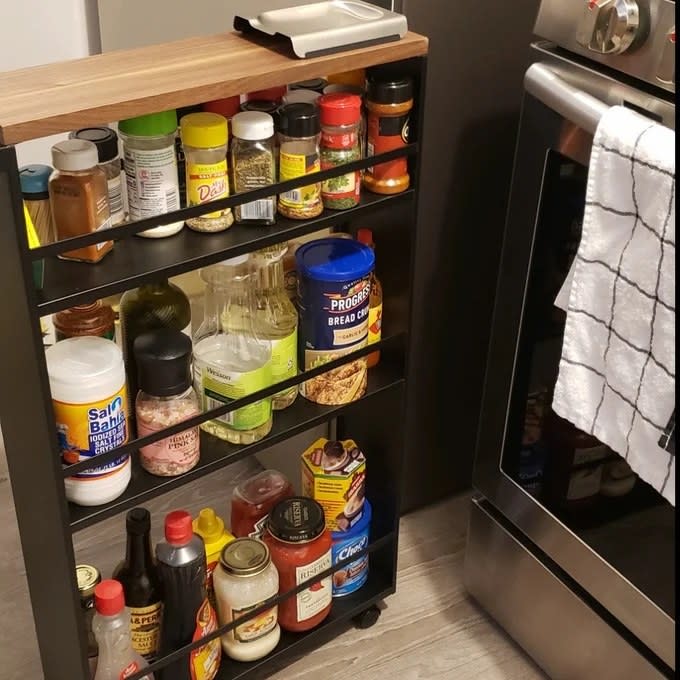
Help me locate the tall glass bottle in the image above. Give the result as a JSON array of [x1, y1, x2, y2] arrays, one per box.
[[193, 256, 273, 445], [253, 245, 298, 410]]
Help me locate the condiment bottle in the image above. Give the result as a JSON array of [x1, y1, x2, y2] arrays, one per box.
[[19, 164, 55, 245], [277, 103, 323, 220], [118, 110, 184, 238], [356, 228, 383, 367], [134, 328, 200, 477], [175, 105, 203, 208], [72, 127, 126, 226], [321, 84, 367, 161], [156, 510, 221, 680], [318, 93, 362, 210], [264, 497, 333, 632], [213, 538, 280, 662], [363, 76, 413, 195], [53, 300, 116, 342], [76, 564, 101, 679], [92, 580, 152, 680], [230, 112, 276, 225], [112, 508, 162, 662], [49, 139, 113, 263], [180, 112, 233, 232]]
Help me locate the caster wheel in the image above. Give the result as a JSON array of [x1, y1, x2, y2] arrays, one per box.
[[353, 604, 381, 629]]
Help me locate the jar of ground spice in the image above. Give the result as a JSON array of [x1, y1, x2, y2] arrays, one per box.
[[54, 300, 116, 341]]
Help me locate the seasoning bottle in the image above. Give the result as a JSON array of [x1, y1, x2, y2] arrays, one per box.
[[112, 508, 162, 662], [213, 538, 280, 662], [53, 300, 116, 342], [318, 93, 362, 210], [119, 110, 184, 238], [193, 256, 273, 445], [322, 83, 367, 162], [230, 112, 276, 224], [363, 76, 413, 195], [175, 105, 203, 208], [76, 564, 101, 679], [134, 329, 200, 477], [49, 139, 113, 263], [277, 103, 322, 220], [19, 164, 55, 245], [264, 497, 333, 632], [92, 580, 151, 680], [356, 228, 382, 367], [240, 100, 280, 117], [72, 127, 126, 226], [156, 510, 221, 680]]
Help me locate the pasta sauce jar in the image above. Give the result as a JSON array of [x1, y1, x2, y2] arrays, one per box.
[[264, 497, 332, 632]]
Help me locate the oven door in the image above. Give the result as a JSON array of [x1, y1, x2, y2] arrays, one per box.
[[473, 43, 675, 670]]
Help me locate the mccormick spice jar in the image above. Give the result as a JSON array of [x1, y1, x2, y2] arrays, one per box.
[[53, 300, 116, 341], [264, 497, 333, 632]]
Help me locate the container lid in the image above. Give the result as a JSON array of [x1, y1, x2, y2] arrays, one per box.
[[356, 228, 374, 248], [71, 127, 119, 163], [19, 164, 52, 197], [290, 78, 328, 93], [267, 497, 326, 544], [126, 507, 151, 536], [177, 103, 204, 119], [240, 99, 279, 115], [180, 112, 228, 148], [318, 93, 362, 126], [219, 538, 270, 576], [322, 83, 364, 97], [94, 579, 125, 616], [278, 103, 320, 137], [165, 510, 194, 545], [203, 96, 241, 119], [247, 86, 286, 103], [282, 89, 320, 106], [231, 111, 274, 141], [233, 469, 291, 505], [76, 564, 101, 597], [193, 508, 226, 543], [296, 237, 374, 282], [326, 69, 366, 89], [50, 139, 99, 172], [134, 328, 193, 397], [367, 76, 414, 105], [331, 499, 372, 539], [118, 110, 178, 137]]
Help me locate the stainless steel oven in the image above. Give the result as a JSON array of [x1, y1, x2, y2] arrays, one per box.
[[464, 1, 675, 677]]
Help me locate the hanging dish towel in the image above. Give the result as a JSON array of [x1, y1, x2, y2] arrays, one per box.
[[553, 105, 675, 506]]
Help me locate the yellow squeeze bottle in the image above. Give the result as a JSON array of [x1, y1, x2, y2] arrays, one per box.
[[193, 507, 234, 606]]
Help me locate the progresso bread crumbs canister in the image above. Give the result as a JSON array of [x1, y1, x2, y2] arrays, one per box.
[[331, 499, 371, 597], [296, 238, 375, 405]]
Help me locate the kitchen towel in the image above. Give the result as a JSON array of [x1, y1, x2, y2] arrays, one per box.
[[552, 105, 675, 506]]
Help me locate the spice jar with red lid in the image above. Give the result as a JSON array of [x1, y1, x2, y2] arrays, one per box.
[[263, 497, 333, 632]]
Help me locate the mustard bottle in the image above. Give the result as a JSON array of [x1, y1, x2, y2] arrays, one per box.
[[192, 507, 234, 607]]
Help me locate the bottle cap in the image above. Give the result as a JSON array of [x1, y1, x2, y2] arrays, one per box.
[[267, 497, 326, 543], [76, 564, 101, 598], [165, 510, 194, 545], [356, 228, 374, 247], [118, 110, 178, 137], [278, 103, 320, 138], [282, 89, 320, 107], [180, 112, 228, 148], [94, 579, 125, 616], [19, 164, 52, 198], [367, 76, 414, 105], [71, 127, 119, 163], [220, 538, 270, 576], [322, 83, 364, 97], [246, 86, 286, 103], [126, 507, 151, 536], [203, 96, 241, 119], [50, 139, 99, 172], [134, 328, 193, 397], [231, 111, 274, 141], [296, 237, 374, 283], [239, 99, 280, 115], [289, 78, 328, 93], [318, 93, 362, 126], [193, 508, 225, 543]]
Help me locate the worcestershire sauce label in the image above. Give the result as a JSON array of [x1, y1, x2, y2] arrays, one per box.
[[130, 602, 161, 660]]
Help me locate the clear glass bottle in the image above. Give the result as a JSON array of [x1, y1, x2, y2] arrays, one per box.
[[76, 564, 101, 679], [253, 245, 298, 410], [193, 256, 273, 445]]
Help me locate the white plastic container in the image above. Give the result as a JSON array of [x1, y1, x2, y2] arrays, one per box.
[[46, 336, 131, 506]]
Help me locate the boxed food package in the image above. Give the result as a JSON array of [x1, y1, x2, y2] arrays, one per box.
[[301, 438, 366, 532]]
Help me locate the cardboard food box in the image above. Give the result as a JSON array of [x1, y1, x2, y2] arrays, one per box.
[[301, 438, 366, 532]]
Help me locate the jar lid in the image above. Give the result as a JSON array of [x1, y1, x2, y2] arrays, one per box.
[[240, 99, 279, 115], [367, 76, 414, 105], [278, 103, 320, 138], [165, 510, 194, 545], [220, 538, 270, 576], [290, 78, 328, 93], [71, 127, 119, 163], [19, 164, 52, 197], [134, 328, 193, 397], [125, 507, 151, 536], [246, 86, 286, 103], [318, 93, 362, 126], [180, 112, 228, 148], [50, 139, 99, 172], [267, 497, 326, 543], [326, 69, 366, 89], [193, 508, 226, 543], [76, 564, 101, 597], [118, 110, 178, 137], [94, 580, 125, 616], [282, 89, 320, 106], [203, 96, 241, 119], [322, 83, 364, 97], [53, 301, 115, 337], [231, 111, 274, 141], [296, 237, 374, 282]]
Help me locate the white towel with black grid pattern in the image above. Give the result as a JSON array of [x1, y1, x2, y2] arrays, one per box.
[[553, 105, 675, 506]]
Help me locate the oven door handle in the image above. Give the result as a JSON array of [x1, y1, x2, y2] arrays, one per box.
[[524, 62, 610, 135]]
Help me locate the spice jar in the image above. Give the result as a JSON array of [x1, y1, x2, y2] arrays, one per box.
[[180, 112, 233, 232], [363, 76, 413, 195], [290, 78, 328, 94], [246, 86, 286, 104], [133, 328, 200, 477], [318, 93, 362, 210], [213, 538, 280, 662], [277, 103, 322, 220], [230, 112, 276, 225], [264, 497, 332, 632], [53, 300, 115, 341], [72, 127, 126, 226], [118, 110, 184, 238], [49, 139, 113, 263], [322, 84, 366, 162], [281, 89, 320, 107], [19, 164, 55, 245], [76, 564, 101, 679], [175, 105, 203, 209]]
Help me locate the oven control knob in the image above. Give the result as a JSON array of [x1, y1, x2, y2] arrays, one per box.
[[656, 27, 675, 84], [576, 0, 640, 55]]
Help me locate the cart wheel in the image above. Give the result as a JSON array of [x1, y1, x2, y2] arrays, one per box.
[[353, 604, 381, 629]]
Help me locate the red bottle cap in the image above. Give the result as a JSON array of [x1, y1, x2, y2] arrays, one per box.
[[203, 96, 241, 119], [318, 93, 362, 126], [356, 228, 374, 247], [165, 510, 194, 544], [94, 579, 125, 616], [247, 86, 286, 103]]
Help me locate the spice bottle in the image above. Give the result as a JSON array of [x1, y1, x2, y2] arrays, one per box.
[[246, 86, 286, 104], [318, 93, 362, 210], [363, 76, 413, 195], [281, 89, 320, 107], [53, 300, 116, 342], [175, 105, 203, 208], [119, 110, 184, 238], [72, 127, 126, 226], [112, 508, 162, 662], [76, 564, 101, 679], [322, 84, 366, 161], [230, 112, 276, 225], [134, 328, 200, 477], [356, 228, 382, 367], [277, 103, 322, 219], [19, 164, 55, 245], [49, 139, 113, 263], [180, 112, 232, 232]]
